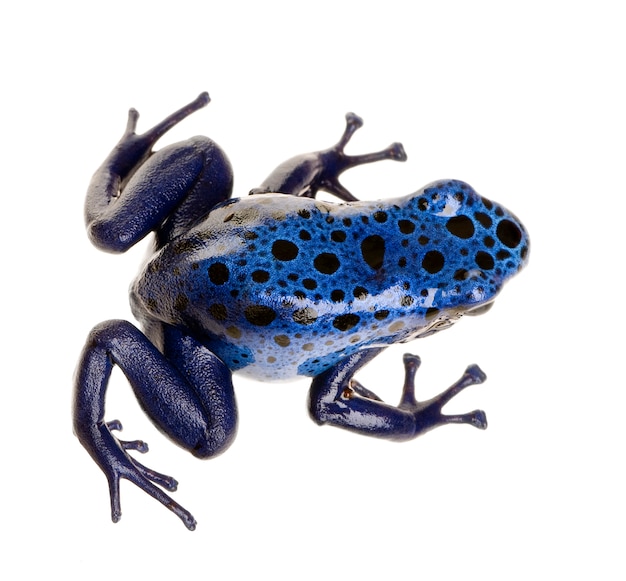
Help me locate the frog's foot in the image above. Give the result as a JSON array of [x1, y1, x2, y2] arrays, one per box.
[[126, 91, 210, 147], [309, 348, 487, 441], [251, 113, 407, 202], [335, 112, 407, 163], [317, 113, 407, 202], [397, 354, 488, 436], [90, 420, 197, 530], [112, 92, 211, 175]]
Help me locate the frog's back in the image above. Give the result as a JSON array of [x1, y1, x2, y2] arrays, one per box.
[[132, 181, 528, 380]]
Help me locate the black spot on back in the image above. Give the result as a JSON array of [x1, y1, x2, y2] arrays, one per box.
[[475, 251, 495, 270], [398, 219, 415, 234], [244, 305, 277, 326], [272, 240, 299, 261], [314, 253, 340, 274], [496, 219, 522, 248], [331, 289, 345, 302], [252, 270, 270, 283], [353, 286, 368, 299], [361, 235, 385, 270], [208, 262, 230, 285], [474, 212, 492, 228], [446, 215, 475, 239], [333, 314, 360, 331], [496, 249, 511, 260], [175, 294, 189, 311], [209, 303, 227, 321], [422, 250, 444, 274]]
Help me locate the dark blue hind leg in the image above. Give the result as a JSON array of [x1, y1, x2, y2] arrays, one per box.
[[85, 93, 233, 252], [308, 350, 488, 441], [73, 320, 237, 530], [251, 113, 407, 201]]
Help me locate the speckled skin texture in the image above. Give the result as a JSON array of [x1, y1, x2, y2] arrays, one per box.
[[73, 93, 529, 530], [132, 182, 527, 381]]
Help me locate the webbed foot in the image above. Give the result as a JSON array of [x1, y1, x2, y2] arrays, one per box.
[[316, 112, 407, 201], [89, 420, 197, 530], [251, 112, 407, 201], [397, 354, 487, 436], [112, 92, 211, 178]]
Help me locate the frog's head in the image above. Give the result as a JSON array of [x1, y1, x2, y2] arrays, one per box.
[[409, 180, 529, 331]]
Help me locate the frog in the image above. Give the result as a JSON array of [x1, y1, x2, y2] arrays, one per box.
[[73, 92, 529, 530]]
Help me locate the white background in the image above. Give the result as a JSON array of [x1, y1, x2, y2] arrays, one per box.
[[2, 1, 624, 578]]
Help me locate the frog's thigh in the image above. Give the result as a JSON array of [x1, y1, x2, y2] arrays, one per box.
[[160, 323, 238, 458], [88, 136, 231, 251], [74, 320, 237, 458]]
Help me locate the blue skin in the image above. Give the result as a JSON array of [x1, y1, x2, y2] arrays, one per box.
[[74, 93, 529, 530]]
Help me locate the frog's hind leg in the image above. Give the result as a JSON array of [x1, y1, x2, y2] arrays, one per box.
[[73, 320, 237, 530], [85, 93, 233, 253], [308, 350, 487, 440], [251, 113, 407, 201]]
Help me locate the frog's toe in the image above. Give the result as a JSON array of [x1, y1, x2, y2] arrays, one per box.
[[130, 456, 179, 491], [119, 439, 149, 453], [107, 419, 148, 451], [470, 410, 488, 429], [439, 408, 488, 430], [108, 477, 122, 524], [387, 142, 407, 161], [466, 364, 487, 384]]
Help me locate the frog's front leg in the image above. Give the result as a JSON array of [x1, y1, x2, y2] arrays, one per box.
[[73, 321, 237, 530], [308, 349, 487, 441], [251, 112, 407, 201], [85, 92, 233, 252]]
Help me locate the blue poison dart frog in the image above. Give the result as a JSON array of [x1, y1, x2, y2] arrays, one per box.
[[74, 92, 529, 530]]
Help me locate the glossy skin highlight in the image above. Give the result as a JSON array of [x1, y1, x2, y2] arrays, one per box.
[[73, 93, 529, 530]]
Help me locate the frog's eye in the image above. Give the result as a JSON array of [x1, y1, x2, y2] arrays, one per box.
[[465, 301, 494, 316]]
